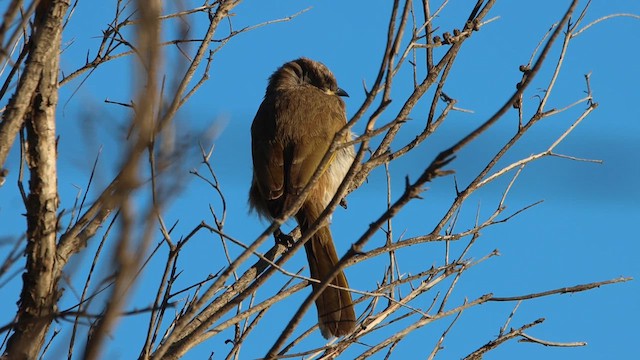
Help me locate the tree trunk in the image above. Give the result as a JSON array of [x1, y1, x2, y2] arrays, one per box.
[[3, 1, 68, 359]]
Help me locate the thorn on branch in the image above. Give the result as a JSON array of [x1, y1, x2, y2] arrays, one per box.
[[362, 79, 370, 96]]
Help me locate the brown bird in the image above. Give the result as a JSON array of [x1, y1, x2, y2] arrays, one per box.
[[249, 58, 356, 338]]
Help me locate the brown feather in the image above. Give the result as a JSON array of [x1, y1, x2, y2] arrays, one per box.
[[249, 58, 356, 338]]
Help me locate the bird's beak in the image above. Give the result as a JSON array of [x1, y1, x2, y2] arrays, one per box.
[[335, 88, 349, 97]]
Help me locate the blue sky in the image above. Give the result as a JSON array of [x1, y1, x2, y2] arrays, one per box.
[[1, 1, 639, 359]]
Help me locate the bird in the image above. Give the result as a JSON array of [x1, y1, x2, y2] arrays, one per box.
[[249, 58, 356, 338]]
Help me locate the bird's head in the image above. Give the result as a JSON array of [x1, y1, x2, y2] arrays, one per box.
[[267, 57, 348, 97]]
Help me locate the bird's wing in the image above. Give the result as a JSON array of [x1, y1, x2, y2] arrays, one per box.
[[251, 100, 285, 204]]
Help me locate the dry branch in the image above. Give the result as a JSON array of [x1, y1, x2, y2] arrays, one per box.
[[0, 1, 634, 359], [3, 1, 68, 358]]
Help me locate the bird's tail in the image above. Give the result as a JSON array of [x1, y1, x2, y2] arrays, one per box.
[[297, 202, 356, 338]]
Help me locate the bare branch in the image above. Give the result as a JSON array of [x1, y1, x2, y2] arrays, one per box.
[[489, 277, 632, 302]]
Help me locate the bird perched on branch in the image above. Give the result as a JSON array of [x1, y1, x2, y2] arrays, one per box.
[[249, 58, 356, 338]]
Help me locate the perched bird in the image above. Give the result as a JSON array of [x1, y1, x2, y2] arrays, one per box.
[[249, 58, 356, 338]]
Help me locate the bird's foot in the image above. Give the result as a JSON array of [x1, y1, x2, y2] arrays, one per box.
[[274, 228, 296, 248]]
